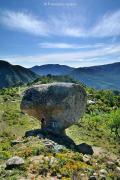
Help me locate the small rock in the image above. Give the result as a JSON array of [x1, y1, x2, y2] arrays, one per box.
[[99, 174, 106, 180], [99, 169, 108, 175], [30, 155, 44, 164], [37, 133, 44, 139], [93, 173, 98, 177], [53, 144, 65, 153], [44, 156, 50, 162], [87, 100, 96, 105], [83, 155, 91, 163], [6, 156, 24, 168], [89, 176, 97, 180], [57, 174, 62, 179], [11, 139, 24, 146], [116, 159, 120, 166], [80, 173, 88, 180], [115, 166, 120, 174], [50, 157, 57, 165], [44, 142, 54, 148], [80, 173, 85, 177], [106, 161, 115, 169]]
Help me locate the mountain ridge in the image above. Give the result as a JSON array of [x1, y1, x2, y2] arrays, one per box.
[[0, 60, 39, 88], [0, 60, 120, 90], [30, 64, 74, 76], [30, 62, 120, 90], [70, 62, 120, 90]]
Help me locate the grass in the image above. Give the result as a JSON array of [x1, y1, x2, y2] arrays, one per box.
[[0, 83, 120, 179]]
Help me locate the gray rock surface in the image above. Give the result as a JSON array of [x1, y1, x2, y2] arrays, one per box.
[[115, 166, 120, 174], [21, 82, 87, 135], [83, 154, 91, 163], [99, 169, 108, 175], [6, 156, 24, 168]]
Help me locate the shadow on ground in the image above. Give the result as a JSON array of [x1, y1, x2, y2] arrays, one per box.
[[25, 129, 94, 155]]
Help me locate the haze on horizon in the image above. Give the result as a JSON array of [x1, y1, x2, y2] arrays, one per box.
[[0, 0, 120, 68]]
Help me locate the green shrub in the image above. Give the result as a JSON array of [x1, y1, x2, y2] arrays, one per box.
[[109, 109, 120, 137], [0, 151, 11, 160]]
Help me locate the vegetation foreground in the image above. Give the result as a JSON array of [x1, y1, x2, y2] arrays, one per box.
[[0, 76, 120, 180]]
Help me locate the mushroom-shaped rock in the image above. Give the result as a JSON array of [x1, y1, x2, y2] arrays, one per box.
[[21, 83, 87, 135]]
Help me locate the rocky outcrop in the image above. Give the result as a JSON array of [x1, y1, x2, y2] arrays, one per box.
[[24, 129, 94, 155], [6, 156, 24, 169], [21, 83, 87, 135]]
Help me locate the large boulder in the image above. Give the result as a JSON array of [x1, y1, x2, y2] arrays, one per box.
[[21, 82, 87, 135]]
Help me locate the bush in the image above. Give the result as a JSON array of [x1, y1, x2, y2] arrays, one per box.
[[0, 151, 11, 160], [109, 109, 120, 137]]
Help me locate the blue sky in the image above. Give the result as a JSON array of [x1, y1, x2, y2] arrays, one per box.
[[0, 0, 120, 67]]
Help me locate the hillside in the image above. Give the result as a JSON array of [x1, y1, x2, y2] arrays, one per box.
[[30, 64, 74, 76], [30, 62, 120, 90], [0, 60, 39, 88], [70, 62, 120, 90], [0, 78, 120, 179], [1, 60, 120, 90]]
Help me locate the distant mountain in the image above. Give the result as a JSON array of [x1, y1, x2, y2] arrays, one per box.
[[0, 60, 39, 88], [1, 60, 120, 90], [70, 62, 120, 90], [30, 62, 120, 90], [30, 64, 74, 76]]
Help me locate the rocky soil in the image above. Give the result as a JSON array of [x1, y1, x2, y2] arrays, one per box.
[[0, 132, 120, 180]]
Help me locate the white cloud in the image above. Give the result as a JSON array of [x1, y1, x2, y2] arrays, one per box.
[[39, 42, 74, 49], [3, 43, 120, 67], [0, 11, 49, 36], [1, 9, 120, 37], [47, 14, 86, 37], [0, 10, 83, 37], [91, 10, 120, 37], [38, 42, 105, 49]]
